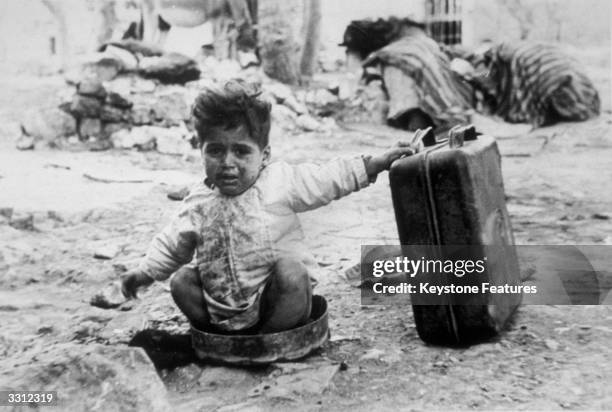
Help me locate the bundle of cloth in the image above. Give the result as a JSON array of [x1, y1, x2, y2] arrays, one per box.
[[467, 42, 601, 127]]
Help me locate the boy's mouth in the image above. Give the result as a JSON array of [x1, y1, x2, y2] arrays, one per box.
[[216, 174, 239, 185]]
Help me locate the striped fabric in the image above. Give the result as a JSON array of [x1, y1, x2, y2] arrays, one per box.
[[480, 42, 600, 126], [363, 35, 474, 131]]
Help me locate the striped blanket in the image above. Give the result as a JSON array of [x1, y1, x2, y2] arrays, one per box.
[[363, 35, 474, 132], [477, 42, 600, 127]]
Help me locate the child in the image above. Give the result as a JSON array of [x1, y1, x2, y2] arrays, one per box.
[[121, 80, 414, 334]]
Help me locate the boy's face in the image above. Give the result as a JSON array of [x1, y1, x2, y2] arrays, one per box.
[[202, 125, 270, 196]]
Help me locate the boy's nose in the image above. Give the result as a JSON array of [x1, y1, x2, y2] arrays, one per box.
[[221, 151, 237, 165]]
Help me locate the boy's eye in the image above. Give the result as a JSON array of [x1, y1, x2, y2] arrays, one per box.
[[205, 145, 224, 156], [233, 146, 253, 157]]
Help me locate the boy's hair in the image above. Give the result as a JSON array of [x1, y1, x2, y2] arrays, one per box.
[[192, 80, 272, 148]]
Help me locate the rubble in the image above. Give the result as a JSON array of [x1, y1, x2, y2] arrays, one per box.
[[0, 344, 171, 411]]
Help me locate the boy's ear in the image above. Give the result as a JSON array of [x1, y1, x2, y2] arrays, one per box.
[[262, 145, 271, 166]]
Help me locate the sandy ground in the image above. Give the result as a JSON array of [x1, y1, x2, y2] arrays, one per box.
[[0, 70, 611, 411]]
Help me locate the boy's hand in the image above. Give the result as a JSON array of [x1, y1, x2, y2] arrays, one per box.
[[121, 269, 154, 299], [365, 142, 415, 178]]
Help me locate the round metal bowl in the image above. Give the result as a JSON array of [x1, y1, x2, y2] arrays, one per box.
[[191, 295, 329, 365]]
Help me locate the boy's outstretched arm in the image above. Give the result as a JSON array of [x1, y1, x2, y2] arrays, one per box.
[[284, 142, 414, 213], [363, 142, 415, 179], [121, 209, 198, 299]]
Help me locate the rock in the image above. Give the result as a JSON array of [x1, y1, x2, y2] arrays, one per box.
[[21, 107, 77, 141], [265, 83, 293, 103], [79, 118, 102, 139], [0, 344, 171, 411], [296, 114, 321, 132], [102, 122, 130, 138], [91, 57, 123, 81], [103, 44, 139, 72], [0, 208, 13, 219], [70, 94, 103, 118], [98, 312, 150, 343], [90, 282, 126, 309], [15, 135, 35, 150], [103, 39, 164, 58], [106, 91, 133, 109], [271, 104, 297, 130], [167, 186, 191, 201], [151, 89, 191, 125], [99, 105, 130, 123], [139, 52, 201, 84], [544, 339, 560, 351], [155, 126, 191, 155], [93, 243, 123, 260], [249, 363, 340, 398], [130, 101, 155, 125], [305, 89, 339, 107], [104, 75, 157, 96], [359, 348, 386, 361], [110, 128, 154, 150], [77, 78, 107, 99], [9, 212, 35, 231], [283, 96, 308, 115]]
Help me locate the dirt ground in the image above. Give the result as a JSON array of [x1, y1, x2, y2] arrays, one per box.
[[1, 64, 611, 411]]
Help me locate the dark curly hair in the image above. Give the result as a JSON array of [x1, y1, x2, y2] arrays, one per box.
[[192, 80, 272, 148]]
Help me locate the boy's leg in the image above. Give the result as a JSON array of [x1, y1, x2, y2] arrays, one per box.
[[170, 266, 211, 331], [259, 255, 312, 333]]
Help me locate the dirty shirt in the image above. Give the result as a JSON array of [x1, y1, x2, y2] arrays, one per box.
[[138, 157, 370, 330]]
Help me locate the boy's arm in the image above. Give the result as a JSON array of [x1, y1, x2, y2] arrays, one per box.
[[122, 208, 198, 298], [138, 211, 198, 281], [285, 144, 414, 213]]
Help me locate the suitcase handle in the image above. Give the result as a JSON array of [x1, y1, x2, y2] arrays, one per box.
[[448, 124, 477, 148], [410, 127, 436, 152]]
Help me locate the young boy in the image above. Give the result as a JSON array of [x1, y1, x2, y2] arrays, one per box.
[[121, 80, 414, 334]]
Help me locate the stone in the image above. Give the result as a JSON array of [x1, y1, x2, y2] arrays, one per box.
[[167, 186, 190, 201], [282, 96, 308, 115], [110, 128, 154, 150], [92, 57, 122, 81], [77, 78, 107, 99], [102, 122, 130, 138], [8, 212, 35, 231], [296, 114, 321, 132], [271, 104, 297, 130], [0, 344, 171, 411], [104, 75, 157, 96], [139, 52, 200, 84], [70, 94, 103, 119], [130, 101, 155, 125], [154, 126, 191, 155], [103, 44, 139, 72], [93, 242, 123, 260], [249, 363, 340, 398], [21, 107, 77, 141], [264, 83, 293, 103], [0, 208, 13, 219], [104, 39, 164, 58], [99, 105, 130, 123], [15, 135, 35, 150], [106, 91, 133, 109], [78, 118, 102, 139], [305, 89, 339, 107], [90, 282, 126, 309], [151, 90, 191, 125]]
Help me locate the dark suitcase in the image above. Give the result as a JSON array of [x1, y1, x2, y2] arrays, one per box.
[[389, 125, 521, 345]]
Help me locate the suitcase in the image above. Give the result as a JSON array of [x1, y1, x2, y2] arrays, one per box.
[[389, 125, 521, 345]]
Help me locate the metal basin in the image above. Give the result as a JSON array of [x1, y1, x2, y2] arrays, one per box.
[[191, 295, 329, 365]]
